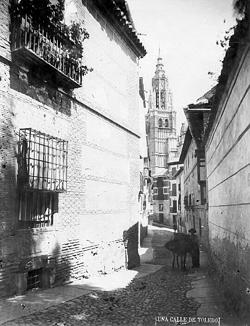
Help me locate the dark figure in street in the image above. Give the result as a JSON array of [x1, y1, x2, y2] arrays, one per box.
[[164, 238, 186, 269], [164, 232, 200, 270], [188, 228, 200, 268]]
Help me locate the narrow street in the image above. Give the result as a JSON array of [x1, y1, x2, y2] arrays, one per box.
[[2, 267, 198, 326], [0, 226, 241, 326], [0, 0, 250, 324]]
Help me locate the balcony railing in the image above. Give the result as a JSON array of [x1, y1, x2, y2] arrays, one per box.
[[11, 15, 84, 88]]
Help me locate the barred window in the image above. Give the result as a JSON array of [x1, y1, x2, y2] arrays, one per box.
[[18, 190, 58, 228], [18, 128, 68, 192], [17, 128, 67, 228]]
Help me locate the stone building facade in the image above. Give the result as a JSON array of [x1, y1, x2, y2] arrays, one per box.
[[204, 3, 250, 315], [179, 87, 214, 245], [174, 166, 185, 232], [179, 129, 208, 243], [138, 77, 151, 245], [146, 54, 179, 225], [0, 0, 146, 297], [147, 55, 178, 176]]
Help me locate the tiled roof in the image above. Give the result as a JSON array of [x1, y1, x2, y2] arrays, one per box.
[[179, 128, 192, 163], [92, 0, 147, 58]]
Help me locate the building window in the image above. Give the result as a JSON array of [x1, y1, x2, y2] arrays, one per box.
[[156, 91, 159, 108], [18, 190, 58, 228], [171, 167, 177, 176], [158, 118, 163, 127], [172, 200, 177, 213], [163, 187, 168, 194], [159, 204, 163, 211], [27, 268, 43, 290], [165, 119, 169, 127], [189, 194, 192, 206], [153, 188, 158, 195], [17, 128, 67, 228], [200, 183, 207, 205], [171, 183, 177, 196], [160, 90, 165, 108], [18, 128, 68, 192], [184, 195, 188, 208]]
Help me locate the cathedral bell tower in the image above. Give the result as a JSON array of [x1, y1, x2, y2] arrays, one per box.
[[148, 52, 177, 176]]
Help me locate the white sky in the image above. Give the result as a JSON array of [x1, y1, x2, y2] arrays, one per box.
[[127, 0, 236, 130]]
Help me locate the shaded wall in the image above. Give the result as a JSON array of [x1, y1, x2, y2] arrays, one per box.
[[206, 46, 250, 315]]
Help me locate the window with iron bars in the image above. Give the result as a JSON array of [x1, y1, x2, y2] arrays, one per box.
[[18, 190, 58, 228], [17, 128, 67, 227], [18, 128, 68, 192]]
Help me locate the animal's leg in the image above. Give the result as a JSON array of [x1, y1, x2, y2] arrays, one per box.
[[183, 253, 186, 270], [181, 254, 183, 270], [172, 253, 175, 268]]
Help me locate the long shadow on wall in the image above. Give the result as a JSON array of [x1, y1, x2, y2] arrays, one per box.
[[123, 223, 140, 269], [0, 100, 18, 296], [0, 101, 72, 297]]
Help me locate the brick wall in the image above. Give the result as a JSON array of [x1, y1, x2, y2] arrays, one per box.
[[0, 0, 141, 297]]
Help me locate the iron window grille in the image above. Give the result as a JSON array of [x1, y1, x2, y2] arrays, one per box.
[[18, 190, 58, 228], [27, 268, 42, 290], [18, 128, 68, 192]]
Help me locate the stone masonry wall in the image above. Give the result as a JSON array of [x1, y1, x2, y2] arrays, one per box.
[[183, 139, 207, 244], [206, 46, 250, 315], [0, 0, 141, 297]]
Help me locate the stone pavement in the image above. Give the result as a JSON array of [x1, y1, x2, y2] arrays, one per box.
[[1, 265, 199, 326], [186, 251, 243, 326], [0, 264, 163, 325], [0, 226, 245, 326]]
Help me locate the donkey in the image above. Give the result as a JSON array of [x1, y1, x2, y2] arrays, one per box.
[[164, 233, 199, 270]]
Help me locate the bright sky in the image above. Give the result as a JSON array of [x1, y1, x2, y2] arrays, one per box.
[[127, 0, 236, 130]]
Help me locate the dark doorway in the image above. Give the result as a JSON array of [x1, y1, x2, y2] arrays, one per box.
[[159, 213, 164, 223]]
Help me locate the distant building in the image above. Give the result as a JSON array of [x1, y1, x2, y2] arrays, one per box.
[[147, 54, 178, 176], [179, 87, 215, 244], [175, 166, 185, 233], [146, 54, 179, 226], [138, 77, 152, 245]]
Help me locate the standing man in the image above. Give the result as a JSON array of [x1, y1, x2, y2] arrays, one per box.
[[189, 228, 200, 268]]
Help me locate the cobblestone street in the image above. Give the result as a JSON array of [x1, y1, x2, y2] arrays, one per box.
[[2, 266, 199, 326]]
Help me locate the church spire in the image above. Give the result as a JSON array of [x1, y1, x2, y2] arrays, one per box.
[[155, 49, 165, 76]]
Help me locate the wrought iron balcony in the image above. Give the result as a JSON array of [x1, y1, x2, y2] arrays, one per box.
[[11, 15, 84, 88]]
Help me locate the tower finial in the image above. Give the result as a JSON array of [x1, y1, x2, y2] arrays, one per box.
[[158, 47, 161, 59]]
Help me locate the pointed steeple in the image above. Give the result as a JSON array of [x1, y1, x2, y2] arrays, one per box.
[[155, 49, 165, 77]]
